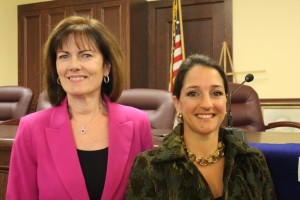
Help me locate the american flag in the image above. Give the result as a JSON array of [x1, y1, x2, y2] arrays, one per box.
[[169, 0, 185, 92]]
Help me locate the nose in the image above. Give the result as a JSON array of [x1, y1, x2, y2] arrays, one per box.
[[69, 56, 81, 71], [199, 94, 213, 109]]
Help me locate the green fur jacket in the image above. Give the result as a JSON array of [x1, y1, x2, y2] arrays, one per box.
[[125, 123, 277, 200]]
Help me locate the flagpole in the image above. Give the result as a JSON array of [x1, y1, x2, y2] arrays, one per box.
[[169, 0, 177, 92], [178, 0, 185, 60], [169, 0, 185, 92]]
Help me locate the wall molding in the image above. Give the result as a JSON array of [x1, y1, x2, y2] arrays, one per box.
[[260, 98, 300, 107]]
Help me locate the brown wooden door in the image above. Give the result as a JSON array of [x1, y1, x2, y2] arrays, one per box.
[[70, 3, 98, 17], [99, 0, 130, 88], [18, 7, 68, 111], [18, 0, 138, 112], [148, 0, 232, 90], [46, 7, 69, 35], [18, 10, 45, 111]]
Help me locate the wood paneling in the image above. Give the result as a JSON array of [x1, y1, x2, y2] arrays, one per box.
[[148, 0, 232, 90], [0, 170, 8, 200], [18, 11, 44, 111], [0, 124, 15, 200], [129, 1, 149, 88], [46, 7, 68, 34], [70, 3, 98, 17], [18, 0, 147, 112], [100, 1, 129, 87], [18, 0, 232, 107]]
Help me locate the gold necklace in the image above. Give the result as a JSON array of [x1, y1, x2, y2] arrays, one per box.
[[71, 106, 102, 134], [181, 135, 225, 167]]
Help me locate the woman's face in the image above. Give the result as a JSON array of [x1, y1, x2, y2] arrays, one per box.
[[56, 34, 110, 98], [173, 65, 227, 136]]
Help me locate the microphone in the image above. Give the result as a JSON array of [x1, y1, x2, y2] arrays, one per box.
[[231, 74, 254, 96], [226, 74, 254, 140]]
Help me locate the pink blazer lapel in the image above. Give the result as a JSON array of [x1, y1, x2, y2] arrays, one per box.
[[101, 97, 134, 200], [45, 99, 89, 200]]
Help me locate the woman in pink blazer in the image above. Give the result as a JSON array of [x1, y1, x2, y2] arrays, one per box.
[[6, 16, 153, 200]]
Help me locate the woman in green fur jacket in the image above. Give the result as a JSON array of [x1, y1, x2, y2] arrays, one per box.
[[126, 54, 276, 200]]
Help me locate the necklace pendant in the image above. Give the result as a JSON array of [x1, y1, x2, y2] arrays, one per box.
[[81, 126, 86, 134]]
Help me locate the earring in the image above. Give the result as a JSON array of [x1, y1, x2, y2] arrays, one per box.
[[103, 75, 110, 83], [57, 77, 61, 85], [176, 112, 183, 123]]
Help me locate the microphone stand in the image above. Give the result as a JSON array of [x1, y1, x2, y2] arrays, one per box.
[[227, 92, 233, 128], [226, 79, 246, 128], [225, 100, 245, 141], [225, 80, 250, 141]]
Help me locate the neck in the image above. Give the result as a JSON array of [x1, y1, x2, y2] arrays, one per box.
[[69, 103, 102, 135], [67, 95, 103, 115]]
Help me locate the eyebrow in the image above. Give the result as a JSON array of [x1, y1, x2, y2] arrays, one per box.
[[211, 85, 224, 89], [185, 84, 224, 89], [56, 49, 95, 54]]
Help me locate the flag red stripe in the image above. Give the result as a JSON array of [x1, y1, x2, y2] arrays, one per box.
[[173, 55, 182, 63], [169, 0, 184, 92]]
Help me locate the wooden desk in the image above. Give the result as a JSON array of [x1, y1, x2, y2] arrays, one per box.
[[0, 125, 17, 200], [152, 129, 300, 146], [245, 130, 300, 143]]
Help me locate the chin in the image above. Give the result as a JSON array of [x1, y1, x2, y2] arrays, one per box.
[[67, 91, 86, 97], [197, 126, 219, 134]]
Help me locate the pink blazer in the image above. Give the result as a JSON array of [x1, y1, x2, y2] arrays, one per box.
[[6, 96, 153, 200]]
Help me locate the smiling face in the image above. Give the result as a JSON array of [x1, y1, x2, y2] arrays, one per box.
[[173, 65, 227, 136], [56, 34, 110, 98]]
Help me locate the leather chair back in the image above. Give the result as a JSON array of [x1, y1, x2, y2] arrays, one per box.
[[228, 83, 266, 131], [117, 88, 176, 129], [36, 89, 176, 130], [0, 86, 33, 122]]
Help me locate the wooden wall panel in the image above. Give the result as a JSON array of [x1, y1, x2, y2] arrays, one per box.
[[0, 138, 13, 200], [70, 3, 98, 18], [46, 7, 69, 35], [100, 2, 123, 44], [129, 1, 148, 88], [148, 0, 232, 90], [18, 12, 44, 111], [18, 0, 146, 112], [17, 0, 231, 107], [0, 170, 8, 200], [100, 1, 129, 88]]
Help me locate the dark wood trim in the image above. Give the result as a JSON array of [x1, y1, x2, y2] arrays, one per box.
[[224, 0, 232, 55], [260, 98, 300, 107], [147, 0, 226, 8], [18, 0, 116, 11], [223, 0, 232, 81]]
